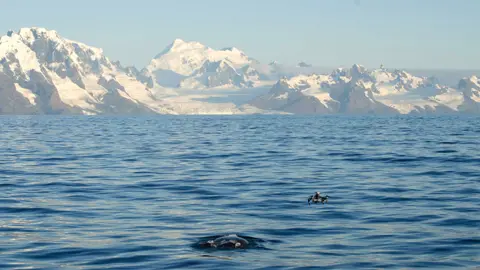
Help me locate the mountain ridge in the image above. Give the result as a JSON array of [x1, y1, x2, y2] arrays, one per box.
[[250, 65, 479, 114], [1, 27, 479, 115]]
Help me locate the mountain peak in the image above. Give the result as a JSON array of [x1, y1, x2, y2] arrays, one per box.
[[172, 38, 185, 44], [351, 64, 366, 71], [154, 38, 206, 59], [170, 38, 191, 48], [170, 38, 204, 50], [221, 47, 242, 53], [17, 27, 60, 43], [149, 39, 254, 79], [19, 26, 54, 32], [350, 64, 368, 80]]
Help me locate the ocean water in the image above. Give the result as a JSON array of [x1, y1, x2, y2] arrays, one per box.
[[0, 115, 479, 269]]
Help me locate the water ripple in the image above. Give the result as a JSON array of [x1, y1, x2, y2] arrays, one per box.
[[0, 115, 479, 269]]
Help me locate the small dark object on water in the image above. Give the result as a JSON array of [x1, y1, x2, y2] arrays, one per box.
[[308, 192, 329, 205], [193, 234, 269, 251], [198, 234, 249, 249]]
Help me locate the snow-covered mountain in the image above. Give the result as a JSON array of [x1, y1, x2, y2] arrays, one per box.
[[1, 28, 478, 115], [0, 27, 174, 115], [146, 39, 275, 89], [251, 65, 480, 114]]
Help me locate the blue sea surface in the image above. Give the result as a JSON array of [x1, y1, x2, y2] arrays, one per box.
[[0, 115, 479, 269]]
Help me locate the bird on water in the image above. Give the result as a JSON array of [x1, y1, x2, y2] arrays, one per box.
[[308, 192, 329, 205]]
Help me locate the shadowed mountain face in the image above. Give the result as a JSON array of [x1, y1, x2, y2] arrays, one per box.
[[0, 72, 38, 114], [250, 79, 335, 114]]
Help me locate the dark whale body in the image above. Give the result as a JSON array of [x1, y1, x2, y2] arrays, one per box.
[[200, 234, 249, 249], [193, 234, 268, 250]]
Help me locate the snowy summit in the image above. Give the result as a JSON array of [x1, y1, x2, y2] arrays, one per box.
[[145, 39, 275, 89]]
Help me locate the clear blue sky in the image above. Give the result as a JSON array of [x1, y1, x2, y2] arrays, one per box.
[[1, 0, 478, 69]]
